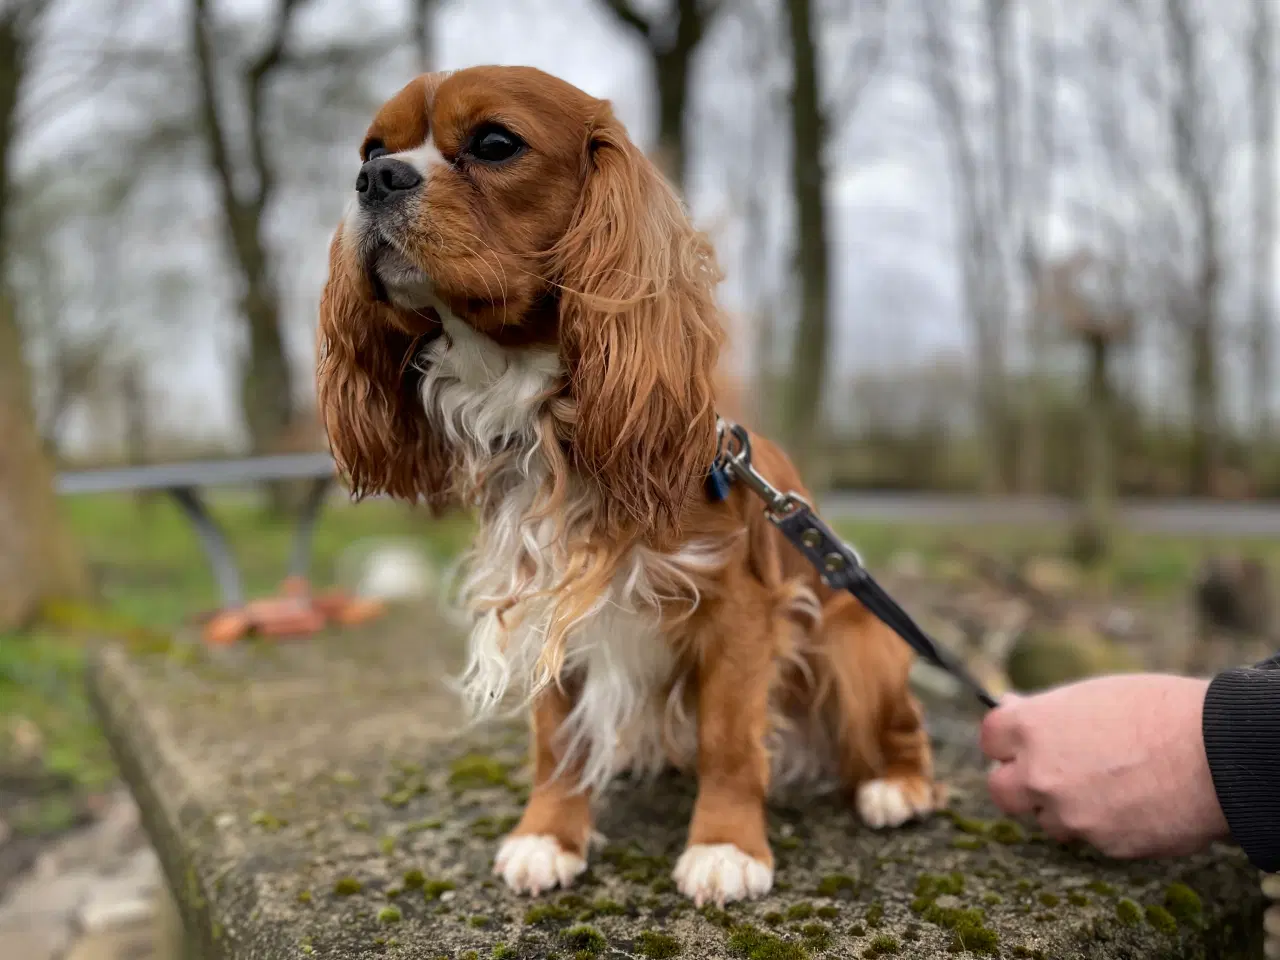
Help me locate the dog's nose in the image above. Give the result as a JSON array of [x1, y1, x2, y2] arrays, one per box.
[[356, 157, 422, 207]]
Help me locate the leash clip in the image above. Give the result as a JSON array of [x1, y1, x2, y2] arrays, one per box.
[[715, 418, 807, 520]]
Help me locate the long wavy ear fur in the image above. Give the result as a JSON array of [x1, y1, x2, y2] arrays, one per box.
[[553, 108, 725, 544], [316, 228, 453, 510]]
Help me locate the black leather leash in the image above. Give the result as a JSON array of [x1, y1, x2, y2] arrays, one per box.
[[707, 418, 999, 711]]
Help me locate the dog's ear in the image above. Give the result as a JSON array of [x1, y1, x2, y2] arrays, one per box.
[[553, 106, 724, 543], [316, 228, 454, 510]]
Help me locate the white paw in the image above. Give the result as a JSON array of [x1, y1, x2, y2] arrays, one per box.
[[672, 843, 773, 907], [857, 777, 936, 829], [493, 834, 587, 895]]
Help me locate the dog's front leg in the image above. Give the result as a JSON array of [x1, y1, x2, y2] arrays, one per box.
[[495, 685, 593, 895], [673, 593, 777, 907]]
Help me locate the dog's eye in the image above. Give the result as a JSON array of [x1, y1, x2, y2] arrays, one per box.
[[364, 140, 388, 161], [467, 125, 525, 164]]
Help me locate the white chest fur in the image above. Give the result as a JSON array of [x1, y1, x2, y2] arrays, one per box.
[[421, 317, 714, 794]]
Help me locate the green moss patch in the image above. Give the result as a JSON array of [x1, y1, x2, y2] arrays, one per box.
[[377, 905, 401, 924], [249, 809, 285, 832], [726, 924, 810, 960], [333, 877, 362, 896], [1115, 899, 1142, 926], [911, 872, 965, 913], [583, 897, 626, 918], [949, 813, 990, 836], [864, 902, 884, 928], [799, 922, 832, 949], [948, 920, 998, 955], [601, 845, 670, 884], [471, 814, 520, 839], [561, 924, 607, 956], [636, 930, 682, 958], [861, 934, 900, 957], [1164, 882, 1203, 926], [815, 873, 858, 897], [988, 820, 1026, 845], [785, 902, 815, 921], [402, 869, 425, 890], [525, 902, 573, 926], [423, 879, 456, 901], [700, 906, 736, 929], [1145, 903, 1177, 935], [448, 753, 514, 790]]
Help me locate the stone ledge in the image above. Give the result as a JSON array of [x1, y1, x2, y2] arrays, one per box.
[[86, 603, 1265, 959]]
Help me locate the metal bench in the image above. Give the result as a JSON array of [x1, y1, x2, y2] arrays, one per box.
[[57, 453, 338, 609]]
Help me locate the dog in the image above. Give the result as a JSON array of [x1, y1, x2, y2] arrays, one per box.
[[315, 65, 940, 907]]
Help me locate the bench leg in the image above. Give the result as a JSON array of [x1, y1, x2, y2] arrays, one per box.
[[167, 486, 246, 609], [287, 475, 335, 582]]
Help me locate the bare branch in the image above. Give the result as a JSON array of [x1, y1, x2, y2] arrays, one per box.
[[411, 0, 435, 70], [820, 0, 888, 125], [599, 0, 652, 39], [247, 0, 306, 205], [191, 0, 242, 219]]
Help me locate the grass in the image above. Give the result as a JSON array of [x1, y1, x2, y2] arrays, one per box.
[[830, 517, 1263, 600], [0, 492, 470, 816], [60, 492, 474, 631], [0, 487, 1253, 827]]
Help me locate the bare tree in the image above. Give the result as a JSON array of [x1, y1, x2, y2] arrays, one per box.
[[1164, 0, 1225, 495], [920, 0, 1010, 493], [0, 0, 88, 628], [1248, 0, 1275, 473], [780, 0, 887, 481], [1013, 0, 1059, 495], [599, 0, 724, 189], [411, 0, 436, 70], [190, 0, 310, 484]]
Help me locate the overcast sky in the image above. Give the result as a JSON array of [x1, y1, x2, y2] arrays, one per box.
[[13, 0, 1279, 456]]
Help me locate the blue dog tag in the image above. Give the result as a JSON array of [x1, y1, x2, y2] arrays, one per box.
[[705, 462, 733, 502]]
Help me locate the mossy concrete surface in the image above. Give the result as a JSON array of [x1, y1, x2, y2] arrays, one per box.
[[85, 602, 1264, 959]]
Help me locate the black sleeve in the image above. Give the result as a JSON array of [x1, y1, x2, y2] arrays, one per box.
[[1201, 653, 1280, 872]]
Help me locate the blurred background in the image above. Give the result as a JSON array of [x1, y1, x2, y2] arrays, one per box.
[[1, 0, 1279, 956]]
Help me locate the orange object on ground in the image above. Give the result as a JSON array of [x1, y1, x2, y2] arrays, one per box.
[[199, 578, 387, 646]]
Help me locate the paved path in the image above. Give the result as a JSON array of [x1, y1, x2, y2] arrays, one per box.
[[819, 492, 1280, 538], [0, 789, 177, 960]]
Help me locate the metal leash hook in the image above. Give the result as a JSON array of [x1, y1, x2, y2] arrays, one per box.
[[713, 417, 999, 711]]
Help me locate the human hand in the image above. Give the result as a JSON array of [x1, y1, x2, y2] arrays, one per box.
[[980, 674, 1230, 859]]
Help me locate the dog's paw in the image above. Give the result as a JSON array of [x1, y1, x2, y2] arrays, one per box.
[[494, 834, 587, 895], [673, 843, 773, 907], [856, 776, 939, 829]]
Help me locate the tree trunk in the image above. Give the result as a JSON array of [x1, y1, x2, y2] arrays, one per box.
[[0, 291, 89, 629], [922, 0, 1008, 495], [0, 7, 88, 629], [412, 0, 434, 70], [1165, 0, 1222, 498], [1249, 0, 1275, 480], [781, 0, 830, 483], [599, 0, 712, 193], [1073, 333, 1114, 563], [239, 266, 294, 461], [1188, 300, 1219, 496], [653, 44, 690, 189]]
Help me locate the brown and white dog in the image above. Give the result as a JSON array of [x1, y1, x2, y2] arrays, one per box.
[[316, 66, 940, 907]]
